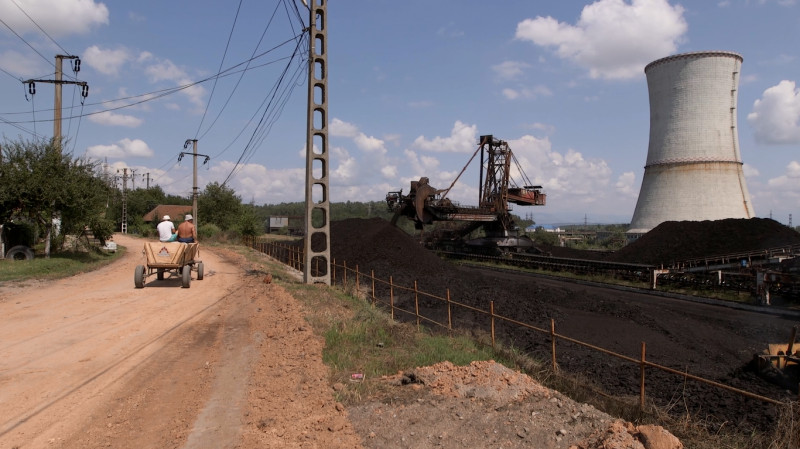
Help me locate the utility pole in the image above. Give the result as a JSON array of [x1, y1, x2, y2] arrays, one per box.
[[303, 0, 331, 285], [23, 55, 88, 149], [180, 139, 210, 228], [117, 168, 130, 233]]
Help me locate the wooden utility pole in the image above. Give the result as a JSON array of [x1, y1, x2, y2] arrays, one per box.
[[303, 0, 331, 285]]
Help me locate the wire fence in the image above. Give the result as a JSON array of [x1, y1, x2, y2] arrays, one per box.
[[243, 237, 794, 412]]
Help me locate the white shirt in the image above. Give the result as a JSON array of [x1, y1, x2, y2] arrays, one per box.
[[157, 220, 175, 241]]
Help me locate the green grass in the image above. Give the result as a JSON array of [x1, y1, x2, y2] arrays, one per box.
[[0, 247, 124, 283]]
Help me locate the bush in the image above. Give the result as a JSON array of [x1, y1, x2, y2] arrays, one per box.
[[198, 223, 221, 240]]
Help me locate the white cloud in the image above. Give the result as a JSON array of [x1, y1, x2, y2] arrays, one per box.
[[86, 138, 154, 159], [143, 58, 206, 107], [768, 161, 800, 189], [743, 163, 760, 177], [0, 50, 43, 77], [615, 171, 637, 196], [515, 0, 687, 80], [412, 121, 478, 153], [83, 46, 131, 76], [88, 111, 143, 127], [330, 118, 359, 137], [501, 85, 553, 100], [354, 134, 386, 154], [492, 61, 531, 80], [509, 135, 613, 204], [0, 0, 108, 37], [747, 80, 800, 145]]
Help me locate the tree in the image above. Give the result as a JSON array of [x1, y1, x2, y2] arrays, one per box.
[[0, 138, 113, 257], [198, 182, 242, 231]]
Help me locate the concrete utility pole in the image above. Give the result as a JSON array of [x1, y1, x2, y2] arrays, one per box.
[[23, 55, 88, 149], [303, 0, 331, 285], [180, 139, 210, 228]]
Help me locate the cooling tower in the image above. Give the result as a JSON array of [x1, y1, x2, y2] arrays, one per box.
[[627, 51, 754, 236]]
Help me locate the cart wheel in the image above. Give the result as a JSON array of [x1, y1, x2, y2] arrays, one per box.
[[157, 268, 165, 280], [134, 265, 145, 288], [196, 262, 204, 280], [181, 265, 191, 288]]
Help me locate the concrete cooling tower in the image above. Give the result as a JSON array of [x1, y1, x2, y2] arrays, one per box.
[[627, 51, 754, 237]]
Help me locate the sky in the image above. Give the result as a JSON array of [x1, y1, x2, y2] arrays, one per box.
[[0, 0, 799, 226]]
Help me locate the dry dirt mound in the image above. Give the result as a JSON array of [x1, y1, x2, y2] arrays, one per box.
[[610, 218, 800, 265], [347, 360, 682, 449]]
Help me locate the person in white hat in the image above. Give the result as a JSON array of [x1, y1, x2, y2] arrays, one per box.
[[157, 215, 176, 242], [177, 214, 197, 243]]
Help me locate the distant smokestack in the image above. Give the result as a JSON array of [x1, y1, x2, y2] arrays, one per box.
[[628, 51, 754, 237]]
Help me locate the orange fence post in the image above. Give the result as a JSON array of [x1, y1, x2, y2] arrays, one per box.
[[446, 289, 452, 331], [389, 276, 394, 321], [640, 341, 646, 410], [356, 265, 360, 293], [551, 318, 558, 372], [414, 281, 420, 328], [371, 270, 375, 305], [490, 301, 495, 349]]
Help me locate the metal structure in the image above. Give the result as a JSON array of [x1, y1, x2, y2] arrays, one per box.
[[303, 0, 331, 284], [628, 51, 754, 237], [387, 135, 545, 254]]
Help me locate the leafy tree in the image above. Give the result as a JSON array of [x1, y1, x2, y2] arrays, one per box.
[[198, 182, 242, 231], [0, 138, 113, 257]]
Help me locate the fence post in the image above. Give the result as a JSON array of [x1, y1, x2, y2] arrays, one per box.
[[446, 288, 452, 331], [389, 276, 394, 321], [640, 341, 646, 410], [332, 259, 336, 284], [343, 261, 348, 286], [490, 301, 495, 349], [356, 264, 360, 294], [371, 270, 375, 305], [414, 281, 420, 328], [550, 318, 558, 372]]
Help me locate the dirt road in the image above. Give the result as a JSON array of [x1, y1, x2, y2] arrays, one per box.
[[0, 234, 361, 449]]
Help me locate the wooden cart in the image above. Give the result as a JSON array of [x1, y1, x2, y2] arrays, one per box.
[[134, 242, 203, 288]]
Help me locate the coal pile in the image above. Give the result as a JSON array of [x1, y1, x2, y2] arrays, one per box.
[[609, 218, 800, 265], [319, 217, 795, 433]]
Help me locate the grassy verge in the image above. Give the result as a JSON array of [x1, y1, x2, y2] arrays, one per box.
[[0, 247, 124, 283]]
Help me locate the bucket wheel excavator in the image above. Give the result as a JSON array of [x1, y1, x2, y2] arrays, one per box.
[[386, 135, 546, 254]]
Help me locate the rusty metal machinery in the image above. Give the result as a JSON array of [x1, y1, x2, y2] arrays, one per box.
[[387, 135, 546, 254]]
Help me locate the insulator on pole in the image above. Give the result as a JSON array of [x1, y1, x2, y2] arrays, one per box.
[[73, 58, 81, 73], [81, 84, 89, 98], [28, 82, 35, 95]]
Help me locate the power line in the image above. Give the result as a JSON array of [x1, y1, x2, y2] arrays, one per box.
[[196, 1, 286, 142], [9, 0, 71, 55], [194, 0, 244, 139], [0, 35, 304, 124]]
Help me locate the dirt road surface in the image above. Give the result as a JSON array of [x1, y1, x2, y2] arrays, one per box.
[[0, 233, 361, 449]]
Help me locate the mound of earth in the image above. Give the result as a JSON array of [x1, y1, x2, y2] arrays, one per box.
[[609, 218, 800, 265], [347, 360, 683, 449]]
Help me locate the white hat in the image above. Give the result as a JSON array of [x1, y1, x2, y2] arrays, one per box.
[[163, 215, 171, 221], [185, 214, 193, 221]]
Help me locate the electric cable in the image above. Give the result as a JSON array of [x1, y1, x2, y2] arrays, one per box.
[[194, 0, 243, 139], [9, 0, 71, 55], [195, 1, 285, 142]]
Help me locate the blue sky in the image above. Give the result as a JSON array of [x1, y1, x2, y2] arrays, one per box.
[[1, 0, 799, 225]]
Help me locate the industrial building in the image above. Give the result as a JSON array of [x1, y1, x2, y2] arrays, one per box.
[[627, 51, 754, 239]]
